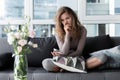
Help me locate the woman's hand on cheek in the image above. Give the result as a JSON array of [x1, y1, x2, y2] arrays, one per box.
[[64, 26, 71, 34]]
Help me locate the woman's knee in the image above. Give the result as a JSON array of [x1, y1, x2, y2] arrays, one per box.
[[86, 54, 107, 69], [86, 57, 102, 67], [86, 58, 101, 69], [42, 58, 54, 71], [42, 58, 60, 71]]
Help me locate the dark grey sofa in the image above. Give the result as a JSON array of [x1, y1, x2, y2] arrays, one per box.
[[0, 35, 120, 80]]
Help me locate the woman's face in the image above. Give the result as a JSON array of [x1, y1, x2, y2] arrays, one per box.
[[60, 12, 72, 28]]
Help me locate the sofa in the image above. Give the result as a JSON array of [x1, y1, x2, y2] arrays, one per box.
[[0, 35, 120, 80]]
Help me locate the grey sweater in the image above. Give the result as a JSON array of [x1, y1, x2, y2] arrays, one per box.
[[55, 27, 87, 57]]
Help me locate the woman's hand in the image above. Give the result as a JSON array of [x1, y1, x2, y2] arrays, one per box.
[[64, 25, 72, 34], [51, 51, 62, 57]]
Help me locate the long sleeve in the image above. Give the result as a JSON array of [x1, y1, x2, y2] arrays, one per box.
[[55, 33, 71, 56], [68, 27, 87, 57]]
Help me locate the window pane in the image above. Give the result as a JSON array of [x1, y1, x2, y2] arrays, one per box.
[[86, 0, 109, 15], [84, 24, 98, 36], [115, 0, 120, 15], [0, 25, 7, 38], [33, 0, 78, 19], [109, 24, 120, 36], [86, 0, 120, 15], [57, 0, 78, 13], [0, 0, 24, 20], [33, 0, 57, 19], [33, 24, 55, 37], [115, 24, 120, 36]]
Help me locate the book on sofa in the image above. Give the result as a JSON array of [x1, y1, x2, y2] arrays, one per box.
[[52, 56, 87, 73]]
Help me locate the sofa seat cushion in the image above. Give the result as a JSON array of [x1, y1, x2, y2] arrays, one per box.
[[83, 35, 114, 59]]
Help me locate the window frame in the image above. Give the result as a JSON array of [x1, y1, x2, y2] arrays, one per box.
[[0, 0, 120, 37], [79, 0, 120, 24]]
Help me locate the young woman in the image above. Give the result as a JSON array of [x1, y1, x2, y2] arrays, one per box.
[[42, 6, 87, 72]]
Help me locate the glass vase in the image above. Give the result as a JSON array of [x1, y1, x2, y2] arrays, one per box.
[[14, 54, 28, 80]]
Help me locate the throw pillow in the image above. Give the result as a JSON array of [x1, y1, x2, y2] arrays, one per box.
[[89, 45, 120, 69], [0, 38, 14, 70], [82, 35, 114, 59]]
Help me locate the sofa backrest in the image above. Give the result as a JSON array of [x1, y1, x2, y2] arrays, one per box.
[[0, 35, 120, 68], [27, 37, 58, 67], [82, 35, 120, 59], [0, 38, 14, 53], [82, 35, 114, 59], [110, 37, 120, 46]]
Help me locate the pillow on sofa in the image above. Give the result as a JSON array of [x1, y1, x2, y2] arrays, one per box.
[[27, 37, 58, 67], [82, 35, 114, 59], [0, 52, 13, 70], [89, 45, 120, 69], [0, 38, 14, 70]]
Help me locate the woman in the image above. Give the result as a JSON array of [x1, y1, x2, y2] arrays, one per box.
[[42, 6, 87, 72]]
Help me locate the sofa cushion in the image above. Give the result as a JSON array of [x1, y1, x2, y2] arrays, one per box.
[[83, 35, 114, 59], [27, 37, 58, 67], [0, 52, 13, 70], [0, 38, 14, 70]]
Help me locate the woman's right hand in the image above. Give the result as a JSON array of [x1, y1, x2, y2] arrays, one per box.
[[64, 25, 72, 34], [51, 51, 62, 57]]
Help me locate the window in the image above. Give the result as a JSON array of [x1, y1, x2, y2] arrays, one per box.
[[80, 0, 120, 37], [0, 0, 24, 20], [85, 24, 98, 36], [0, 25, 6, 37], [86, 0, 120, 15], [0, 0, 120, 38], [33, 24, 55, 37], [33, 0, 57, 19], [86, 0, 109, 15]]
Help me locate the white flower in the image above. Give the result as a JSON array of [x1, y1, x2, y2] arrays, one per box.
[[10, 25, 16, 30], [28, 41, 33, 46], [28, 41, 38, 48], [14, 32, 21, 39], [33, 44, 38, 48], [7, 32, 15, 45], [21, 26, 27, 32], [5, 16, 38, 55], [18, 39, 27, 46]]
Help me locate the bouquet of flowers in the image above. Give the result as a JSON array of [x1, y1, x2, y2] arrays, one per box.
[[4, 16, 38, 80], [4, 16, 37, 55]]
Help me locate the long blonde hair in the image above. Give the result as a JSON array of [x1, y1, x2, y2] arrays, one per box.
[[55, 6, 83, 41]]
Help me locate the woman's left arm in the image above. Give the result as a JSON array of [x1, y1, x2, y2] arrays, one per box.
[[68, 27, 87, 57]]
